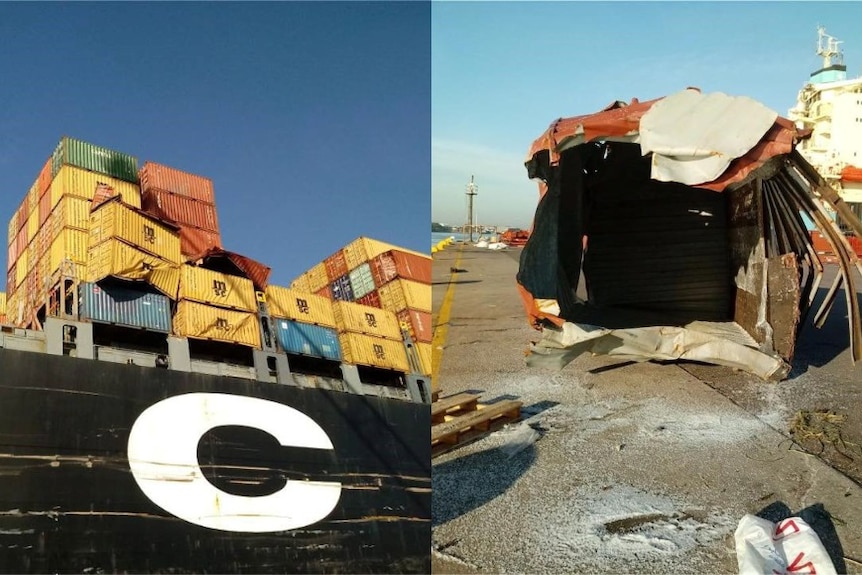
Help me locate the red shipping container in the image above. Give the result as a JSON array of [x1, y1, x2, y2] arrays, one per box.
[[6, 264, 15, 295], [140, 162, 216, 204], [356, 290, 381, 308], [7, 242, 17, 271], [38, 189, 52, 226], [179, 225, 222, 258], [397, 308, 432, 343], [143, 188, 219, 232], [324, 250, 348, 282], [315, 285, 332, 299], [37, 157, 52, 198], [371, 250, 432, 287], [16, 204, 27, 233], [15, 226, 27, 256]]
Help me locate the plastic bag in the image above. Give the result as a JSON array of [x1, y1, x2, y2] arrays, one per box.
[[735, 514, 837, 575]]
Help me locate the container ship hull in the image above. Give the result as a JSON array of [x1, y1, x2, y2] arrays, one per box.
[[0, 347, 431, 574]]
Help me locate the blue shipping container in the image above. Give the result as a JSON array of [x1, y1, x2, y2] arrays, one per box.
[[79, 282, 172, 333], [275, 319, 342, 361], [331, 274, 354, 302]]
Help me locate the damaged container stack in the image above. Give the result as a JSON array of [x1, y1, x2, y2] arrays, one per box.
[[5, 137, 142, 326], [264, 285, 342, 361], [290, 237, 432, 376]]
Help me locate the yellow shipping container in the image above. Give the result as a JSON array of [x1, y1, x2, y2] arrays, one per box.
[[378, 278, 432, 314], [338, 332, 410, 373], [88, 239, 179, 298], [7, 218, 16, 247], [44, 197, 92, 243], [90, 200, 181, 265], [50, 165, 142, 211], [343, 237, 428, 271], [173, 300, 262, 348], [415, 342, 432, 376], [179, 265, 256, 312], [45, 228, 89, 280], [0, 291, 6, 316], [289, 274, 311, 293], [265, 285, 335, 328], [306, 262, 329, 292], [331, 300, 402, 340], [15, 254, 27, 288], [27, 181, 39, 214], [26, 210, 39, 245]]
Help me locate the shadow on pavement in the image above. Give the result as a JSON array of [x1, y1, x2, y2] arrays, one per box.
[[432, 443, 536, 527], [755, 501, 847, 573]]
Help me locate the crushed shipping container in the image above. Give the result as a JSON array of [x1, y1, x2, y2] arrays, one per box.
[[265, 285, 336, 328], [50, 165, 142, 211], [88, 238, 180, 299], [173, 299, 262, 348], [178, 264, 257, 312], [89, 198, 182, 265], [274, 319, 342, 361], [79, 281, 172, 333], [518, 88, 862, 380]]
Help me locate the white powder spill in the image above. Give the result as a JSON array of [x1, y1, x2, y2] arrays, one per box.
[[532, 484, 736, 572]]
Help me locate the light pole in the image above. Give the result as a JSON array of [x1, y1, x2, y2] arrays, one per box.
[[465, 175, 478, 242]]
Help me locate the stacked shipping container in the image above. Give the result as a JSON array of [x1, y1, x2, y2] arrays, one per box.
[[4, 137, 430, 380], [290, 237, 432, 376]]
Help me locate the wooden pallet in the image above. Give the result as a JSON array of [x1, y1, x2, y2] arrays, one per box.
[[431, 393, 522, 457]]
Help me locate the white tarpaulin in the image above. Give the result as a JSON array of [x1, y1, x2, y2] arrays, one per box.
[[639, 89, 778, 186]]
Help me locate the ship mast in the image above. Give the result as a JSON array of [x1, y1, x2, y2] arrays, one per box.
[[817, 26, 844, 69]]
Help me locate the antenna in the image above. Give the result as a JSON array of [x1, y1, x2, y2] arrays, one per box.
[[817, 26, 844, 69], [465, 175, 478, 243]]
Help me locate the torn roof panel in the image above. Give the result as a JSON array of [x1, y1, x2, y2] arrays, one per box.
[[527, 89, 807, 192]]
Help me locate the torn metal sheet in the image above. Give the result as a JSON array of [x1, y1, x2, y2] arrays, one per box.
[[639, 90, 778, 186], [527, 321, 791, 382]]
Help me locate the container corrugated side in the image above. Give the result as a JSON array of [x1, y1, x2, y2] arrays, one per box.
[[324, 250, 349, 282], [356, 290, 381, 308], [315, 285, 332, 299], [89, 201, 181, 265], [371, 250, 432, 286], [45, 196, 92, 237], [7, 219, 16, 247], [338, 332, 410, 372], [378, 278, 432, 313], [50, 165, 142, 211], [0, 292, 6, 316], [37, 157, 52, 197], [306, 263, 329, 293], [343, 237, 428, 271], [139, 162, 215, 204], [397, 308, 432, 343], [6, 243, 16, 272], [26, 211, 38, 245], [265, 285, 336, 328], [51, 136, 139, 183], [348, 262, 375, 299], [15, 256, 27, 288], [141, 188, 219, 231], [331, 274, 353, 302], [79, 281, 171, 332], [173, 300, 261, 348], [6, 265, 15, 295], [38, 188, 52, 226], [177, 225, 222, 258], [87, 239, 180, 298], [332, 301, 401, 340], [274, 319, 342, 361], [416, 342, 432, 376], [26, 182, 39, 214], [289, 274, 311, 293], [179, 264, 256, 312]]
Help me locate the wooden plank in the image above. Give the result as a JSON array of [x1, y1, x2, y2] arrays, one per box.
[[431, 392, 479, 424], [431, 400, 522, 445]]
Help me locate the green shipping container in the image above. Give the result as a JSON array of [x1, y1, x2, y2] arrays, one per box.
[[51, 136, 139, 183]]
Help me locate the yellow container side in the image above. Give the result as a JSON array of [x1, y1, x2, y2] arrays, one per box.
[[45, 228, 89, 279], [306, 263, 329, 292], [331, 300, 402, 340], [87, 239, 180, 298], [0, 292, 6, 316], [179, 264, 257, 312], [26, 210, 39, 245], [44, 197, 92, 241], [343, 237, 428, 271], [90, 201, 181, 265], [7, 219, 16, 247], [15, 254, 27, 288], [415, 342, 432, 376], [265, 285, 335, 328], [378, 278, 432, 314], [338, 332, 409, 372], [27, 182, 39, 213], [173, 300, 262, 348], [50, 165, 142, 211], [289, 274, 311, 293]]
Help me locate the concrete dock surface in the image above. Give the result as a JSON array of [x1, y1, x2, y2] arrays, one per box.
[[431, 243, 862, 574]]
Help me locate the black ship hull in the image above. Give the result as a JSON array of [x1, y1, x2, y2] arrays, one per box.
[[0, 347, 430, 573]]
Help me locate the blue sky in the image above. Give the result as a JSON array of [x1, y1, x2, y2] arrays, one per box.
[[432, 2, 862, 229], [1, 2, 430, 290]]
